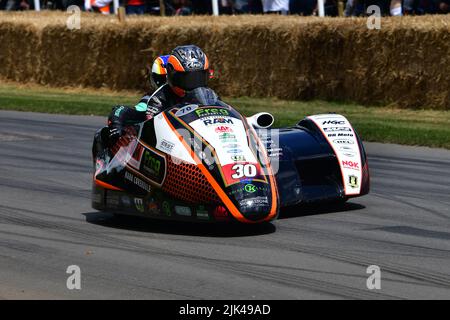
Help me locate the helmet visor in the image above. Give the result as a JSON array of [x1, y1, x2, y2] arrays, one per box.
[[170, 69, 209, 91]]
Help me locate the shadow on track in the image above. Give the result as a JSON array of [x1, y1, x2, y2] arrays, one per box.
[[82, 212, 276, 237], [278, 201, 365, 219], [82, 201, 364, 236]]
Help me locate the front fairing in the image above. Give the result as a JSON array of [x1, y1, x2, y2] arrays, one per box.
[[165, 103, 279, 222]]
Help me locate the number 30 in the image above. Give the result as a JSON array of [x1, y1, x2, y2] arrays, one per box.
[[231, 164, 257, 179]]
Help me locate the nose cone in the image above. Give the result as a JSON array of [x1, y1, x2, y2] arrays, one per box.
[[228, 181, 275, 222], [238, 197, 272, 221]]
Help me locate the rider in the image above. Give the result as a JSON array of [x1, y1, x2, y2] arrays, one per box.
[[107, 45, 216, 144], [149, 54, 170, 90]]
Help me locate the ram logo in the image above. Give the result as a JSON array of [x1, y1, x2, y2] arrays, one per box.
[[203, 118, 233, 125]]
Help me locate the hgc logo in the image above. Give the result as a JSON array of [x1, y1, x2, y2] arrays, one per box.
[[323, 120, 345, 125]]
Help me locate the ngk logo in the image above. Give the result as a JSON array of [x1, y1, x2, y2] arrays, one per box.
[[342, 160, 359, 169]]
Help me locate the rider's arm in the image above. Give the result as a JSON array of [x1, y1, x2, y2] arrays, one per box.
[[108, 105, 147, 128], [134, 86, 168, 119], [108, 106, 147, 143], [107, 105, 147, 143], [107, 85, 169, 143], [134, 95, 151, 112]]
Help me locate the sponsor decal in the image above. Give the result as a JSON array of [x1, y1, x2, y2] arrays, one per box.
[[322, 120, 345, 125], [342, 160, 360, 170], [333, 139, 354, 145], [134, 198, 145, 213], [195, 108, 229, 117], [150, 96, 162, 108], [324, 127, 352, 132], [338, 133, 354, 137], [142, 150, 161, 175], [223, 143, 240, 149], [239, 196, 269, 208], [161, 201, 171, 216], [227, 149, 243, 154], [229, 184, 268, 196], [147, 197, 158, 214], [328, 133, 354, 138], [220, 138, 237, 143], [175, 104, 198, 117], [175, 206, 192, 217], [219, 133, 237, 142], [268, 152, 283, 158], [124, 171, 152, 192], [146, 106, 160, 117], [348, 175, 359, 188], [244, 184, 257, 193], [159, 139, 175, 153], [121, 195, 131, 207], [196, 205, 209, 220], [343, 151, 356, 157], [114, 106, 125, 117], [203, 118, 233, 126], [141, 149, 166, 184], [215, 126, 233, 133], [267, 147, 283, 157], [231, 155, 246, 162]]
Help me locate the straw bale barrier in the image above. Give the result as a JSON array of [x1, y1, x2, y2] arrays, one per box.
[[1, 12, 450, 109]]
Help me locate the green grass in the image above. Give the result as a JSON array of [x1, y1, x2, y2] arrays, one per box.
[[1, 84, 449, 149], [232, 97, 450, 149], [0, 85, 137, 115]]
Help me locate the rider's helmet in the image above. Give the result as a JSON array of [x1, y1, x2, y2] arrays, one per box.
[[150, 55, 170, 89], [166, 45, 210, 97]]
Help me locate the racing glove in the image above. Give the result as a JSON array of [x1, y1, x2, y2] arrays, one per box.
[[107, 105, 147, 145], [107, 126, 123, 145]]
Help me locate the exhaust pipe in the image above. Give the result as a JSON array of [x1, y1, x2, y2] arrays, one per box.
[[246, 112, 274, 129]]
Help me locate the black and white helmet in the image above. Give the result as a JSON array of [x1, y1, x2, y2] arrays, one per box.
[[166, 45, 210, 96]]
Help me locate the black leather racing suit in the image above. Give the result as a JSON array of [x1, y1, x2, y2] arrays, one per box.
[[107, 85, 220, 143], [108, 84, 180, 133]]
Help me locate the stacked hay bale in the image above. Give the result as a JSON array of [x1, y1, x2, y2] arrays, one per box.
[[1, 12, 449, 109]]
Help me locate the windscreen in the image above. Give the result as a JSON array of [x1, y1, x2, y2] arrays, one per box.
[[183, 87, 220, 106]]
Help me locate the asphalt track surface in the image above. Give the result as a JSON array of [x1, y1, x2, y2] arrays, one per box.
[[0, 110, 449, 300]]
